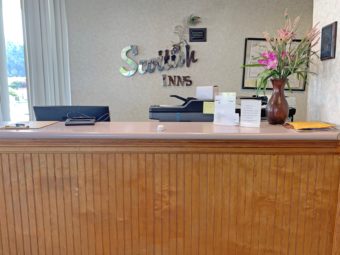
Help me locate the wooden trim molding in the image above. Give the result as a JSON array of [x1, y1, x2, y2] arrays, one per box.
[[0, 139, 338, 154]]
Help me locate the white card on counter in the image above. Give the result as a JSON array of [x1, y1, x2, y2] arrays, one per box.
[[240, 99, 262, 127], [214, 92, 237, 126]]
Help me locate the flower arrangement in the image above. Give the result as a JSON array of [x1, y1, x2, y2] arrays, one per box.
[[245, 10, 320, 92]]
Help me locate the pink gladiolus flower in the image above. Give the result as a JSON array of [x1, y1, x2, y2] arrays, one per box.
[[277, 28, 295, 41], [258, 51, 278, 69], [261, 51, 270, 58]]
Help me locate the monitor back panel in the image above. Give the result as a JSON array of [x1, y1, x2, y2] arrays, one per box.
[[34, 106, 111, 122]]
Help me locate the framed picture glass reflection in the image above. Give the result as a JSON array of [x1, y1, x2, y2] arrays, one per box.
[[242, 38, 307, 91]]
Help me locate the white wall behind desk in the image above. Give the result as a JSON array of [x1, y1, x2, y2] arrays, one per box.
[[66, 0, 313, 121], [308, 0, 340, 125]]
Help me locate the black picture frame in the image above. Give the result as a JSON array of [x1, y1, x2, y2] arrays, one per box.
[[242, 38, 307, 91], [189, 28, 207, 42], [320, 21, 337, 60]]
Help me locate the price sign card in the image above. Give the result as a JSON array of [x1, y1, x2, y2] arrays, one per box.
[[240, 99, 262, 127], [214, 92, 238, 126]]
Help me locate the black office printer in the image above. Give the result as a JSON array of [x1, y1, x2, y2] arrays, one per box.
[[149, 95, 213, 122], [149, 95, 296, 122]]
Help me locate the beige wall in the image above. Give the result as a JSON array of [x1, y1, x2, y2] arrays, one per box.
[[66, 0, 313, 121], [308, 0, 340, 125]]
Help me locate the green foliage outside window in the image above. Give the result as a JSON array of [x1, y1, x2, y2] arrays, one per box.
[[6, 42, 26, 77]]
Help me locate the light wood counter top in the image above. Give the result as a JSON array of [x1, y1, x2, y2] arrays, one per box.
[[0, 121, 339, 140]]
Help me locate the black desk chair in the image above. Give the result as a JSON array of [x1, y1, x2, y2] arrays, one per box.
[[33, 106, 111, 122]]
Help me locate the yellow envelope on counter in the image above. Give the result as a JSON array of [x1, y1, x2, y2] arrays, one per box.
[[285, 121, 336, 130]]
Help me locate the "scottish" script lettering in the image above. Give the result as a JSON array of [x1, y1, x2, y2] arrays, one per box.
[[119, 44, 198, 77]]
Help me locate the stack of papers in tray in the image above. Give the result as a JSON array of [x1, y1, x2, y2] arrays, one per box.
[[284, 121, 336, 131]]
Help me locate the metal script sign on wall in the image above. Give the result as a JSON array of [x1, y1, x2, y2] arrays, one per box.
[[119, 15, 201, 86]]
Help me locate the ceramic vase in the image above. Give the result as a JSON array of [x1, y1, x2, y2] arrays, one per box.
[[266, 79, 289, 125]]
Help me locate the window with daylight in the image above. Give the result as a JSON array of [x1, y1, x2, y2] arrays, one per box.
[[3, 0, 29, 121]]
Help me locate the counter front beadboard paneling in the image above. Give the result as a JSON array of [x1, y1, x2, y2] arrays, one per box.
[[0, 140, 339, 255]]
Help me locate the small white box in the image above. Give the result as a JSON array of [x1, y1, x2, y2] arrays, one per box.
[[196, 86, 218, 100]]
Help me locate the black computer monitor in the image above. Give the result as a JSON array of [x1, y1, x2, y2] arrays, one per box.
[[33, 106, 110, 122]]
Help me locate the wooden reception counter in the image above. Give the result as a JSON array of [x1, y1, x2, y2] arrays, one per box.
[[0, 122, 339, 255]]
